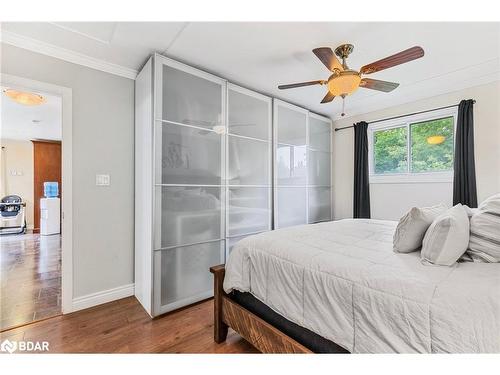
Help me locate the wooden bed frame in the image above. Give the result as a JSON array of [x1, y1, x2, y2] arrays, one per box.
[[210, 264, 312, 353]]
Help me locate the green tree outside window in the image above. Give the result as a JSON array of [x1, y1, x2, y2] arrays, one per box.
[[374, 126, 407, 174], [410, 117, 454, 172], [373, 116, 454, 174]]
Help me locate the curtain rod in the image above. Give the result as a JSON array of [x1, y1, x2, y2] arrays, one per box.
[[334, 99, 476, 132]]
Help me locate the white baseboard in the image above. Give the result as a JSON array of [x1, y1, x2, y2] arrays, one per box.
[[71, 283, 135, 312]]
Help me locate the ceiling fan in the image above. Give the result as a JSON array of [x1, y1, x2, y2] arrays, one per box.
[[278, 44, 424, 116]]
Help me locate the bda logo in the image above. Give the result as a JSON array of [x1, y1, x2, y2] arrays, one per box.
[[0, 339, 48, 353], [0, 339, 17, 354]]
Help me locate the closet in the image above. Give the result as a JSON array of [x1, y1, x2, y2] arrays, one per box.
[[135, 54, 331, 317]]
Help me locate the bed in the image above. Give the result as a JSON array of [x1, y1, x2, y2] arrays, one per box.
[[210, 219, 500, 353]]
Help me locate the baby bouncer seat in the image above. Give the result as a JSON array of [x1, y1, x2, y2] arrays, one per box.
[[0, 195, 27, 235]]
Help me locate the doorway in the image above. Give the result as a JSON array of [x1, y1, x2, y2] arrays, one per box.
[[0, 79, 69, 330]]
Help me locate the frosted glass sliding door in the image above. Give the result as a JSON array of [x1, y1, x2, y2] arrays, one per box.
[[276, 187, 307, 228], [154, 241, 225, 311], [155, 122, 222, 185], [153, 56, 226, 315], [154, 186, 222, 248], [307, 114, 332, 223], [228, 187, 269, 237], [274, 100, 308, 228], [157, 63, 224, 128], [308, 187, 331, 223], [226, 84, 272, 257], [228, 137, 269, 185], [135, 53, 334, 318], [274, 101, 332, 227]]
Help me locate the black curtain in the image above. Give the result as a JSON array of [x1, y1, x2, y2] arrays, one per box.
[[453, 99, 478, 207], [353, 121, 371, 218]]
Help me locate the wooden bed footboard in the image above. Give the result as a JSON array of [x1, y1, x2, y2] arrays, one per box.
[[210, 264, 229, 343], [210, 264, 312, 353]]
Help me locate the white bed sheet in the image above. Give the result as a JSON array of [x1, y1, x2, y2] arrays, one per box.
[[223, 219, 500, 353]]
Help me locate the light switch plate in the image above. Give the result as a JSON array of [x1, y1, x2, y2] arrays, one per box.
[[96, 174, 110, 186]]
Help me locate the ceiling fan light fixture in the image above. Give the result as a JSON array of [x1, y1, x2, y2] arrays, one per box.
[[3, 89, 46, 106], [327, 71, 361, 96], [278, 44, 424, 105]]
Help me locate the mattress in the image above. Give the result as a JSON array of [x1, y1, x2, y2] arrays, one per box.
[[223, 219, 500, 353]]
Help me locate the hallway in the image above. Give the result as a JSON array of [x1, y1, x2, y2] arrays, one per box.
[[0, 233, 61, 330]]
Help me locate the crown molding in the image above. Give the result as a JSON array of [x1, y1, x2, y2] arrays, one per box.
[[1, 30, 138, 80]]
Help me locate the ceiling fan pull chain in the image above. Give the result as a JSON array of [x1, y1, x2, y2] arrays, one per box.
[[341, 96, 346, 117]]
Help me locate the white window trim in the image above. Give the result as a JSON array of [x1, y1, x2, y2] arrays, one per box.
[[368, 107, 458, 184]]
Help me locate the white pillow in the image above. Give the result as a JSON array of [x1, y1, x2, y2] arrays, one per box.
[[466, 193, 500, 262], [463, 205, 479, 218], [393, 204, 446, 253], [421, 204, 470, 266]]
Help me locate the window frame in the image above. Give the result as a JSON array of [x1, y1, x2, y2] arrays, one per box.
[[368, 107, 458, 184]]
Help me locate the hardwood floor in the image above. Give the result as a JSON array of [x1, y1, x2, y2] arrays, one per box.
[[0, 297, 258, 353], [0, 233, 61, 330]]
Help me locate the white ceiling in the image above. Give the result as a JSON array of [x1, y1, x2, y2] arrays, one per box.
[[1, 87, 62, 141], [1, 22, 499, 120]]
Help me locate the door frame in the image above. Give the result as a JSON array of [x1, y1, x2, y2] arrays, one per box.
[[1, 73, 73, 314]]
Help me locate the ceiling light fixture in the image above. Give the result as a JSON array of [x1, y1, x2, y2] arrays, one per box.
[[327, 70, 362, 96], [3, 89, 46, 106], [278, 44, 424, 117], [426, 135, 446, 145]]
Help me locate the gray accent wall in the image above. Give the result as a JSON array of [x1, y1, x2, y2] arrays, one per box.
[[1, 43, 135, 298]]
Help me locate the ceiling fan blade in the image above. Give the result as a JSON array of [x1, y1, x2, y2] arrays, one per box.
[[312, 47, 343, 72], [278, 80, 324, 90], [360, 46, 424, 75], [359, 78, 399, 92], [320, 91, 335, 103]]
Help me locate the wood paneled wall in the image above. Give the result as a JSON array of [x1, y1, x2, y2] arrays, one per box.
[[32, 140, 61, 233]]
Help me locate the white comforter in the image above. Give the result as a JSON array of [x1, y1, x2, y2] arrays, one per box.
[[223, 219, 500, 353]]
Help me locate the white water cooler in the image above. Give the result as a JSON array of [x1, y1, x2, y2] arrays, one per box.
[[40, 197, 60, 235]]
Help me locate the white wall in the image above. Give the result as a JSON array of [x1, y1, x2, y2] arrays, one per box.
[[0, 139, 34, 228], [369, 183, 452, 221], [1, 43, 135, 299], [332, 81, 500, 220]]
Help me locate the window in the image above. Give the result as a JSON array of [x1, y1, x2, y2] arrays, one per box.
[[373, 126, 407, 174], [410, 117, 454, 173], [369, 108, 456, 183]]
